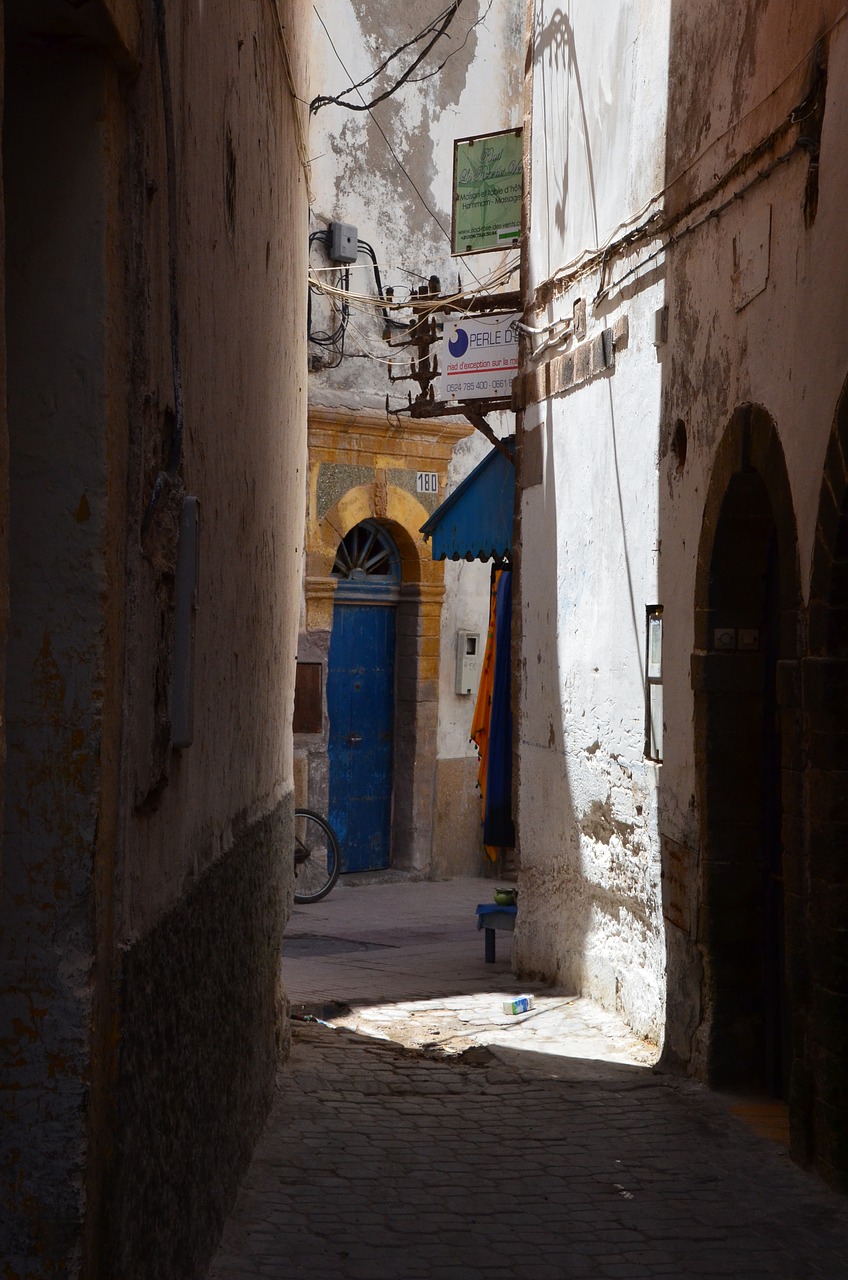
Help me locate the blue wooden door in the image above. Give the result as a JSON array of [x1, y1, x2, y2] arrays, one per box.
[[327, 603, 395, 871]]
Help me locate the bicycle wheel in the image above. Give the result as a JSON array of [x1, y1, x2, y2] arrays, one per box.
[[293, 809, 340, 904]]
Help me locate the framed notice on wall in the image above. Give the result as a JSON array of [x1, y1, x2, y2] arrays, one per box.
[[451, 128, 523, 256]]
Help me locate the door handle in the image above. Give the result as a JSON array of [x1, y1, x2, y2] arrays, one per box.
[[346, 733, 363, 745]]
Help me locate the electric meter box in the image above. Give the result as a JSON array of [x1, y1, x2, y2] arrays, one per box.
[[329, 220, 358, 264], [455, 629, 481, 696]]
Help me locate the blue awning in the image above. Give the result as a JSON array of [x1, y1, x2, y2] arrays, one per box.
[[420, 437, 514, 561]]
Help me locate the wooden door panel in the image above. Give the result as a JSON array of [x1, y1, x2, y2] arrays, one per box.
[[327, 603, 395, 872]]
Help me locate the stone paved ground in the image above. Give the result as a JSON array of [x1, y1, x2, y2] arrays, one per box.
[[208, 879, 848, 1279], [209, 1026, 848, 1280]]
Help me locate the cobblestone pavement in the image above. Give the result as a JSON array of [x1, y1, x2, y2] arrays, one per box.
[[281, 877, 658, 1070], [209, 1020, 848, 1280], [209, 880, 848, 1278]]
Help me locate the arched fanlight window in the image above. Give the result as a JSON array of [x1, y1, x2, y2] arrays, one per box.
[[332, 520, 401, 602]]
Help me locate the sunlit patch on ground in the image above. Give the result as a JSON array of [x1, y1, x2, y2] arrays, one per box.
[[324, 990, 660, 1068]]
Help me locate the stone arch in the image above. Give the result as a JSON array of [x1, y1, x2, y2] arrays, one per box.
[[694, 405, 802, 657], [801, 374, 848, 1187], [808, 376, 848, 655], [691, 404, 803, 1105], [313, 483, 439, 585]]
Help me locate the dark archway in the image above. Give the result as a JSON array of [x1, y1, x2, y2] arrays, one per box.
[[693, 406, 802, 1100], [804, 377, 848, 1187]]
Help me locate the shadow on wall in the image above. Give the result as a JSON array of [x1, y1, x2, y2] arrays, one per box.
[[516, 5, 667, 1033], [532, 5, 601, 249], [515, 6, 636, 1019], [512, 6, 604, 998], [684, 406, 802, 1101], [513, 398, 589, 992], [658, 0, 848, 1191]]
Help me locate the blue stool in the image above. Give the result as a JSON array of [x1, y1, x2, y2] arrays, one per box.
[[475, 902, 517, 962]]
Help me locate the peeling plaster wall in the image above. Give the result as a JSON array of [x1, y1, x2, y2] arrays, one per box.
[[0, 1, 309, 1275], [120, 1, 308, 936], [656, 0, 848, 1169], [308, 0, 524, 413], [660, 0, 848, 596], [516, 275, 668, 1041], [109, 2, 309, 1274], [519, 0, 848, 1081], [657, 1, 848, 1070], [304, 2, 522, 876], [516, 1, 671, 1041]]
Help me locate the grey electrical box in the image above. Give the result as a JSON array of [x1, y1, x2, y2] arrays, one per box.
[[329, 220, 358, 264], [455, 629, 481, 696]]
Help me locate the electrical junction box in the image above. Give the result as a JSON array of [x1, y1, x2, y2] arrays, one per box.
[[455, 630, 481, 696], [329, 220, 358, 264]]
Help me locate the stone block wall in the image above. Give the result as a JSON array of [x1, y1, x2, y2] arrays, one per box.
[[108, 804, 290, 1280]]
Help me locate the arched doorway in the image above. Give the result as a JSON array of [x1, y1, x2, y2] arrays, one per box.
[[693, 406, 801, 1098], [327, 521, 401, 871], [703, 470, 786, 1091], [298, 457, 450, 876]]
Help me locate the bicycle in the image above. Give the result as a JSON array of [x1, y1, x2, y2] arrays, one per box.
[[293, 808, 340, 904]]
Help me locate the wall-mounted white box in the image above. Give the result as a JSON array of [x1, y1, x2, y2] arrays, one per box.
[[455, 629, 480, 695]]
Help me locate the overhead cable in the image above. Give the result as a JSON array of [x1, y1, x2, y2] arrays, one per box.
[[310, 2, 464, 114]]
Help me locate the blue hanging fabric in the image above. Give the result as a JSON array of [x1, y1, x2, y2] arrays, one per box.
[[483, 567, 515, 849]]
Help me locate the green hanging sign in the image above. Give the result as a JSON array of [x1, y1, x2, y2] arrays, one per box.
[[451, 128, 523, 256]]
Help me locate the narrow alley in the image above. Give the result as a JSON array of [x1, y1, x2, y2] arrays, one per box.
[[208, 880, 848, 1279], [5, 3, 848, 1276]]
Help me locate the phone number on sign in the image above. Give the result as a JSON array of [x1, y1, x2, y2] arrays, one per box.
[[445, 376, 512, 395]]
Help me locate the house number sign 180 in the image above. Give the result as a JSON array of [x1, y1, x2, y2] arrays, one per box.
[[417, 472, 439, 494]]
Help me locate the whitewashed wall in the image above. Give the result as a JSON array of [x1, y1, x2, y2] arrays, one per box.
[[516, 0, 672, 1040], [517, 0, 848, 1052], [516, 271, 668, 1040], [436, 430, 496, 759], [529, 2, 669, 279]]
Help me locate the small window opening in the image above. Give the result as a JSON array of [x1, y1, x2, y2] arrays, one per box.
[[333, 522, 395, 580]]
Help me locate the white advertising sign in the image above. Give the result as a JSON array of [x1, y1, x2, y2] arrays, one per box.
[[440, 312, 519, 401]]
